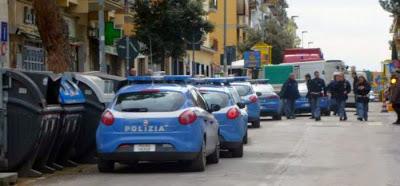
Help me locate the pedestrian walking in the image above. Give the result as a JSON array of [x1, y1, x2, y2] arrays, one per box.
[[354, 76, 371, 121], [280, 74, 300, 119], [328, 73, 351, 121], [389, 73, 400, 124], [305, 74, 312, 115], [309, 71, 326, 121]]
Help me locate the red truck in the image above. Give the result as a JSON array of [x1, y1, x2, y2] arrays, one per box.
[[283, 48, 324, 63]]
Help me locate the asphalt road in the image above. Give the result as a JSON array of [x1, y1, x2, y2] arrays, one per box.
[[24, 103, 400, 186]]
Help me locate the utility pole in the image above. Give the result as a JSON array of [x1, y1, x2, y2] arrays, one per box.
[[98, 0, 106, 73], [223, 0, 228, 77]]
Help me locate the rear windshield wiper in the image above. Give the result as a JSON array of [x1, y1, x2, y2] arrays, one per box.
[[121, 108, 149, 112]]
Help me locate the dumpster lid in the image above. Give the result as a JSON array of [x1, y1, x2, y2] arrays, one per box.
[[59, 77, 86, 104], [83, 71, 127, 81], [73, 74, 115, 103], [4, 68, 47, 106]]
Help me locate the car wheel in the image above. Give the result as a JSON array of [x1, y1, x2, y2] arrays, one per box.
[[206, 144, 220, 164], [97, 159, 114, 173], [190, 140, 206, 172], [252, 120, 261, 128], [243, 130, 248, 144], [231, 142, 244, 158]]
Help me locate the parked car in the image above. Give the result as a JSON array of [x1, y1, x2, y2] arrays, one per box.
[[251, 80, 282, 120], [198, 80, 248, 157], [96, 76, 220, 172], [231, 78, 261, 128]]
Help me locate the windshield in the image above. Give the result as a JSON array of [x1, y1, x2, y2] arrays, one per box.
[[253, 84, 275, 94], [232, 85, 253, 97], [228, 87, 242, 104], [114, 91, 185, 112]]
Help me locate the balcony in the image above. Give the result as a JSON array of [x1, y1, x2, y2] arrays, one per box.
[[88, 0, 124, 12]]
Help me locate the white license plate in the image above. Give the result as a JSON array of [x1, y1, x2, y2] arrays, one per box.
[[134, 144, 156, 152]]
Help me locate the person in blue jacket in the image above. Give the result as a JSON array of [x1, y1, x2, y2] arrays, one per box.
[[354, 75, 371, 121], [328, 73, 351, 121], [280, 74, 300, 119]]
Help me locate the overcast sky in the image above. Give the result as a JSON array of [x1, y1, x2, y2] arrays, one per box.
[[286, 0, 393, 71]]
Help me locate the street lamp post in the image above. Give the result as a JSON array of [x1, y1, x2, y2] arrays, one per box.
[[98, 0, 106, 73], [223, 0, 228, 77], [308, 41, 314, 48], [301, 30, 308, 48]]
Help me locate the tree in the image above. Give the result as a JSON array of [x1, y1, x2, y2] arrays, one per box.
[[239, 18, 297, 64], [238, 1, 297, 64], [33, 0, 72, 73], [380, 0, 400, 15], [132, 0, 214, 65]]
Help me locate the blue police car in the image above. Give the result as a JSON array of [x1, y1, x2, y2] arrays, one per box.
[[196, 79, 248, 157], [231, 77, 261, 128], [96, 76, 220, 172], [250, 80, 282, 120]]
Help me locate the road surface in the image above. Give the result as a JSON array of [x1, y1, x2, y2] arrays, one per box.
[[23, 103, 400, 186]]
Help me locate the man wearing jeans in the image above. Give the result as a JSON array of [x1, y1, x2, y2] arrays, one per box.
[[328, 73, 351, 121], [280, 74, 300, 119], [309, 71, 326, 121]]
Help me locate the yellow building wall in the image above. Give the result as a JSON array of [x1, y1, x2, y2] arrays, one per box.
[[208, 0, 238, 67]]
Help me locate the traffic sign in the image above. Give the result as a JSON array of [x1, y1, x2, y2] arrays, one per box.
[[117, 37, 140, 60], [1, 22, 7, 42]]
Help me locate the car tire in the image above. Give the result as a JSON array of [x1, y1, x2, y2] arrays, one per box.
[[273, 114, 282, 120], [207, 144, 220, 164], [252, 120, 261, 128], [190, 140, 206, 172], [243, 130, 248, 144], [231, 142, 244, 158], [97, 159, 114, 173]]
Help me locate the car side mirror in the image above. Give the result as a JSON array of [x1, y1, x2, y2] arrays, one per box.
[[237, 103, 246, 109], [209, 104, 221, 113], [256, 92, 262, 97]]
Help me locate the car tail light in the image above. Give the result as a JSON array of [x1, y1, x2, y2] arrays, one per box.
[[249, 95, 258, 103], [179, 110, 197, 125], [227, 108, 240, 120], [101, 111, 115, 126]]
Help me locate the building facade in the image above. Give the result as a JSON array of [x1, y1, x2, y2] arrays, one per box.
[[0, 0, 9, 68]]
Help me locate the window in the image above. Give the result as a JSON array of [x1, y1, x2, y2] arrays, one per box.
[[209, 0, 217, 10], [114, 91, 185, 112], [201, 92, 230, 108], [232, 85, 252, 97], [253, 84, 275, 95]]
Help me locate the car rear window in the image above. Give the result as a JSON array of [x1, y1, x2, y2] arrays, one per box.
[[253, 84, 274, 94], [201, 92, 230, 108], [232, 85, 252, 97], [114, 91, 185, 112]]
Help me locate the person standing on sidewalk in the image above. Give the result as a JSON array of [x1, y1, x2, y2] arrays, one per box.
[[354, 76, 371, 121], [309, 71, 326, 121], [328, 73, 351, 121], [389, 73, 400, 124], [280, 74, 300, 119]]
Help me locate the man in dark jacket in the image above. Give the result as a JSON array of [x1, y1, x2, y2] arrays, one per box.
[[309, 71, 326, 121], [390, 73, 400, 124], [328, 73, 351, 121], [280, 74, 301, 119]]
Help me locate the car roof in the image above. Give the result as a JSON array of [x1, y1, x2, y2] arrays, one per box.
[[118, 84, 191, 95], [198, 86, 230, 94]]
